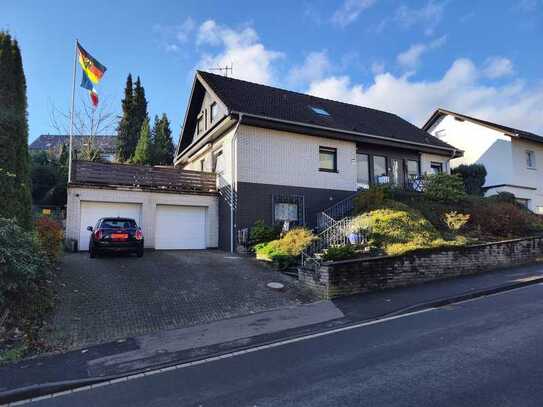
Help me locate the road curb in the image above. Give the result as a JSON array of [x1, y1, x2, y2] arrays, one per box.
[[2, 275, 543, 405]]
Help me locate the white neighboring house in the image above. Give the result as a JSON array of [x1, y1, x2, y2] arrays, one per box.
[[423, 108, 543, 214]]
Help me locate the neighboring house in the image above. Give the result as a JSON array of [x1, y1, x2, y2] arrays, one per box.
[[29, 134, 117, 162], [175, 71, 462, 251], [423, 109, 543, 214]]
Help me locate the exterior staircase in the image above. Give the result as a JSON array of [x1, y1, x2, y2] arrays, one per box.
[[302, 191, 362, 267]]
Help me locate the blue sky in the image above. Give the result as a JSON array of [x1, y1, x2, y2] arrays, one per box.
[[3, 0, 543, 144]]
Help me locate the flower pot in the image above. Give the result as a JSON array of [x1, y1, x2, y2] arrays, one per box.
[[347, 232, 360, 245]]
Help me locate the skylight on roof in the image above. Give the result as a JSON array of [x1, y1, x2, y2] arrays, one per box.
[[310, 106, 330, 116]]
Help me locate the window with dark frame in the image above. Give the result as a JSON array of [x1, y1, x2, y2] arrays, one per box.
[[526, 150, 536, 169], [272, 194, 305, 226], [196, 116, 203, 135], [200, 159, 205, 172], [204, 109, 208, 131], [356, 153, 370, 189], [430, 162, 443, 174], [319, 146, 337, 172], [373, 155, 387, 184], [407, 160, 420, 180]]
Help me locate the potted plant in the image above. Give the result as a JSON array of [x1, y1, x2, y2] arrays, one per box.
[[346, 215, 371, 245]]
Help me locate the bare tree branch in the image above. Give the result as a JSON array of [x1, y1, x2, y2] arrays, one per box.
[[49, 96, 118, 137]]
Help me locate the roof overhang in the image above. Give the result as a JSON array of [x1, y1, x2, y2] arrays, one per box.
[[234, 111, 462, 158]]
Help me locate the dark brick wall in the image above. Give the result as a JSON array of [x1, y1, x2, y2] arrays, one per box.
[[299, 237, 543, 299], [236, 181, 354, 231]]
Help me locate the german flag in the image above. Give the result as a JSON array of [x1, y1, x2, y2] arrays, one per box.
[[77, 42, 106, 84]]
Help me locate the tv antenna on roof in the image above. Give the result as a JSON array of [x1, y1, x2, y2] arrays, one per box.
[[208, 63, 233, 77]]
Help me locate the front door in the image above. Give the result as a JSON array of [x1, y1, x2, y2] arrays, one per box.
[[390, 158, 404, 187]]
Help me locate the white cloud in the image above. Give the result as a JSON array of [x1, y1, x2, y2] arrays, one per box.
[[393, 0, 446, 36], [332, 0, 377, 27], [288, 51, 331, 84], [396, 35, 446, 69], [196, 20, 283, 85], [371, 61, 385, 75], [307, 58, 543, 134], [153, 17, 196, 52], [483, 57, 514, 79]]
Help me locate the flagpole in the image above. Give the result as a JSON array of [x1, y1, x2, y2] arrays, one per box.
[[68, 40, 78, 183]]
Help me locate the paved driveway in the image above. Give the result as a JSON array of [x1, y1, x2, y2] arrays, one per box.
[[46, 251, 316, 351]]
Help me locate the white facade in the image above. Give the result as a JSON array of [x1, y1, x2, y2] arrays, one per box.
[[237, 125, 358, 191], [66, 186, 218, 250], [182, 124, 451, 191], [428, 113, 543, 213]]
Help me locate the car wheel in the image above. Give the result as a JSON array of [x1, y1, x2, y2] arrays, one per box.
[[136, 248, 144, 258]]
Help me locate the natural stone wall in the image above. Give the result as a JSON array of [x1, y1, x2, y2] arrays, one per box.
[[298, 236, 543, 299]]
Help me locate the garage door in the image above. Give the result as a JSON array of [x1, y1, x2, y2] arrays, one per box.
[[79, 202, 142, 251], [155, 205, 207, 250]]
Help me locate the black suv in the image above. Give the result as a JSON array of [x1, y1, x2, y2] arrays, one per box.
[[87, 217, 144, 258]]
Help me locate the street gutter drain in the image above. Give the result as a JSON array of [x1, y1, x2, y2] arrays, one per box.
[[267, 282, 284, 291]]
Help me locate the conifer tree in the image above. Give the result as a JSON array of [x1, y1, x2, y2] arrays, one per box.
[[132, 118, 151, 165], [116, 74, 134, 161], [152, 113, 175, 165], [0, 32, 32, 228], [131, 76, 148, 156]]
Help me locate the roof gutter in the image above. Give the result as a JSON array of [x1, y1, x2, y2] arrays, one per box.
[[229, 110, 461, 155]]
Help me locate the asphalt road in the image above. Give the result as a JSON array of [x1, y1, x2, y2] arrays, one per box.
[[28, 283, 543, 407]]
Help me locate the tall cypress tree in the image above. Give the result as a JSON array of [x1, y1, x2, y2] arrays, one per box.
[[152, 113, 175, 165], [131, 76, 148, 160], [0, 32, 31, 228], [132, 118, 151, 165], [116, 74, 134, 162]]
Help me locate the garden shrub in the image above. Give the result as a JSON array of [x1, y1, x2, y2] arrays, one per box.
[[353, 185, 392, 214], [488, 191, 517, 205], [443, 211, 470, 232], [322, 245, 358, 262], [424, 173, 466, 203], [0, 218, 55, 360], [352, 205, 465, 255], [249, 219, 280, 246], [34, 216, 64, 264], [468, 200, 543, 238], [452, 164, 487, 195], [255, 228, 316, 269]]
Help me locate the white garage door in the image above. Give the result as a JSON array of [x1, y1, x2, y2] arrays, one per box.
[[155, 205, 207, 250], [79, 201, 142, 251]]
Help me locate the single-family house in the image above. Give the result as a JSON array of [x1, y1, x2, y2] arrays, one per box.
[[423, 108, 543, 214], [175, 71, 462, 251]]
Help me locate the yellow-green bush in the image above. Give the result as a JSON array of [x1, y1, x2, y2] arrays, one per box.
[[255, 228, 316, 269], [353, 185, 392, 214], [354, 205, 468, 256]]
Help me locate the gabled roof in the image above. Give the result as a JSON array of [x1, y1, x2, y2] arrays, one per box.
[[29, 135, 117, 153], [70, 161, 217, 194], [423, 108, 543, 145], [178, 71, 460, 157]]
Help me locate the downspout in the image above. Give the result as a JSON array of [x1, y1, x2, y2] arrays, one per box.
[[230, 113, 243, 253]]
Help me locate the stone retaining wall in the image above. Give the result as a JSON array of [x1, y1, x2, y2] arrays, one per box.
[[298, 236, 543, 299]]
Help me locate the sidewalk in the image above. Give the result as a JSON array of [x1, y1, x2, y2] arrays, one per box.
[[2, 262, 543, 403]]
